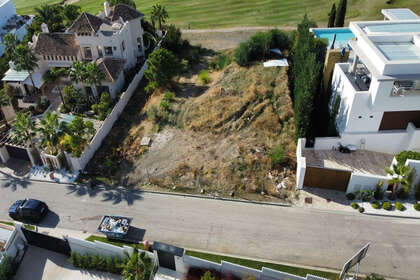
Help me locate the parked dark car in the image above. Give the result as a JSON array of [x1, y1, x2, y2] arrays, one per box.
[[8, 199, 48, 223]]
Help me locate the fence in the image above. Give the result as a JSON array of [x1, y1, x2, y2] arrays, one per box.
[[181, 255, 326, 280], [65, 41, 165, 172], [65, 60, 149, 172]]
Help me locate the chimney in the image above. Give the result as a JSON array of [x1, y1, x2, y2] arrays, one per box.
[[104, 1, 110, 17], [41, 23, 49, 33], [9, 61, 16, 70]]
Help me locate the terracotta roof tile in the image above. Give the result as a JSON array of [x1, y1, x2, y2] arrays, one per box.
[[68, 12, 109, 33], [33, 33, 79, 57], [109, 4, 144, 22], [96, 57, 125, 82]]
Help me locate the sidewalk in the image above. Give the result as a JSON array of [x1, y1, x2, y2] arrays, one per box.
[[360, 201, 420, 219]]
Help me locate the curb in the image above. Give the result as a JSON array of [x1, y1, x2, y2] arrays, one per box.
[[363, 211, 420, 220], [0, 174, 292, 207]]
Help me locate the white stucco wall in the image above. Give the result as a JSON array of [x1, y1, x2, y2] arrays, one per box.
[[346, 172, 388, 194], [296, 138, 306, 190]]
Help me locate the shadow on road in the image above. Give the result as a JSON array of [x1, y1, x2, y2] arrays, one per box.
[[66, 184, 143, 206], [38, 209, 60, 228], [0, 172, 31, 191]]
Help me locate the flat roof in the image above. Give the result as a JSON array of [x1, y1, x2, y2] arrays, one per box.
[[2, 69, 30, 82], [382, 8, 420, 21], [376, 41, 420, 61], [364, 22, 420, 34]]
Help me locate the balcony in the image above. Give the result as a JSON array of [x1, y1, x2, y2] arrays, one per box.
[[335, 63, 371, 93]]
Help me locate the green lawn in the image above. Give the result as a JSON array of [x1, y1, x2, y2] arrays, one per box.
[[16, 0, 420, 29], [186, 250, 339, 280], [0, 220, 36, 230], [85, 235, 146, 250]]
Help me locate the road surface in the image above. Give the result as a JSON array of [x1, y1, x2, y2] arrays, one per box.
[[0, 176, 419, 279]]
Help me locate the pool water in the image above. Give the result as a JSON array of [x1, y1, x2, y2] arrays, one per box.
[[311, 28, 355, 49]]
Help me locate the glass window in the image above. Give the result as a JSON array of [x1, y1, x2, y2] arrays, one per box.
[[97, 46, 103, 58], [105, 46, 113, 56], [84, 47, 93, 59], [121, 41, 125, 51]]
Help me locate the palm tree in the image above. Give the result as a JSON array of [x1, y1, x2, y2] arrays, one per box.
[[11, 112, 36, 147], [34, 4, 64, 32], [3, 33, 19, 61], [151, 4, 169, 31], [61, 116, 95, 157], [69, 61, 88, 96], [14, 44, 39, 94], [121, 249, 153, 280], [0, 89, 11, 125], [84, 62, 105, 99], [43, 67, 67, 106], [38, 112, 66, 155], [386, 163, 415, 199]]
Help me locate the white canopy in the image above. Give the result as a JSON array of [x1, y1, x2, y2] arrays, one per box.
[[263, 59, 289, 67]]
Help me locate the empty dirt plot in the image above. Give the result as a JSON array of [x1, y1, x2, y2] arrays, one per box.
[[87, 55, 296, 202]]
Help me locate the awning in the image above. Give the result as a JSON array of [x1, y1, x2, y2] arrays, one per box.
[[2, 69, 44, 88], [270, 48, 282, 56], [263, 59, 289, 67]]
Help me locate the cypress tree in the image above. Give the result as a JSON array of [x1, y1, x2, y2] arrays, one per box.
[[328, 3, 336, 28], [335, 0, 347, 27]]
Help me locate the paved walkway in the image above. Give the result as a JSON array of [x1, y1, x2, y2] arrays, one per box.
[[15, 246, 120, 280]]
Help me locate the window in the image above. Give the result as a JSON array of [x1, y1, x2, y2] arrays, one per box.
[[55, 56, 58, 60], [84, 47, 93, 59], [121, 41, 125, 51], [43, 55, 46, 60], [97, 46, 103, 58], [105, 46, 113, 56]]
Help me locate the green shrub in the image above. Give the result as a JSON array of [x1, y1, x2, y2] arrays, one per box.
[[351, 202, 359, 209], [163, 91, 175, 102], [69, 252, 124, 274], [373, 181, 384, 200], [270, 145, 286, 165], [234, 42, 250, 66], [199, 70, 210, 84], [210, 53, 232, 70], [160, 100, 171, 111], [414, 203, 420, 211], [346, 193, 355, 200], [145, 48, 181, 93], [0, 256, 18, 280], [382, 201, 392, 211], [371, 201, 381, 209], [358, 207, 365, 213], [91, 92, 112, 120], [395, 150, 420, 166], [366, 273, 385, 280], [395, 201, 405, 211]]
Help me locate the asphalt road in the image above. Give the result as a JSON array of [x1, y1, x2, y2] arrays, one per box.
[[0, 177, 419, 279]]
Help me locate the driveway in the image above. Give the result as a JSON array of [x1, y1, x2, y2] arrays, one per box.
[[15, 246, 120, 280], [1, 179, 420, 279]]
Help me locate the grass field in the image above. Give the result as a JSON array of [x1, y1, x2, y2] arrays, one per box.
[[15, 0, 420, 29]]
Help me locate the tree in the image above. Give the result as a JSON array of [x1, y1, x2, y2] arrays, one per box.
[[328, 3, 336, 28], [61, 116, 95, 157], [200, 271, 216, 280], [63, 5, 81, 26], [84, 62, 105, 99], [386, 163, 415, 200], [144, 48, 180, 93], [13, 44, 39, 93], [34, 4, 65, 32], [43, 67, 67, 106], [91, 92, 111, 120], [63, 85, 88, 113], [0, 88, 11, 125], [38, 112, 66, 155], [109, 0, 136, 8], [335, 0, 347, 27], [11, 112, 36, 147], [3, 33, 19, 61], [121, 249, 153, 280], [69, 61, 88, 95], [151, 4, 169, 30]]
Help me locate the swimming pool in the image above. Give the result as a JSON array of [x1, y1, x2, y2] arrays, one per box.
[[311, 28, 355, 49]]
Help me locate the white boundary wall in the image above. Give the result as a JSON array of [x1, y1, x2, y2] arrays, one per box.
[[296, 138, 307, 190], [181, 254, 326, 280], [313, 123, 420, 154], [66, 62, 148, 171]]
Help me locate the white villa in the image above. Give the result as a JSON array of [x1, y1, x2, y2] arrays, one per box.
[[0, 0, 33, 57], [296, 9, 420, 194], [2, 1, 145, 102]]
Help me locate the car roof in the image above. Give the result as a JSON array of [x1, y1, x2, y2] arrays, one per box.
[[22, 199, 43, 209]]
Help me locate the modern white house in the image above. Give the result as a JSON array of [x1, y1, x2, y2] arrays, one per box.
[[296, 9, 420, 193], [0, 0, 33, 57], [2, 1, 145, 100], [328, 9, 420, 154]]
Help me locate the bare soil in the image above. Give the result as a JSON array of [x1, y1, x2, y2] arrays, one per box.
[[87, 53, 297, 202]]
